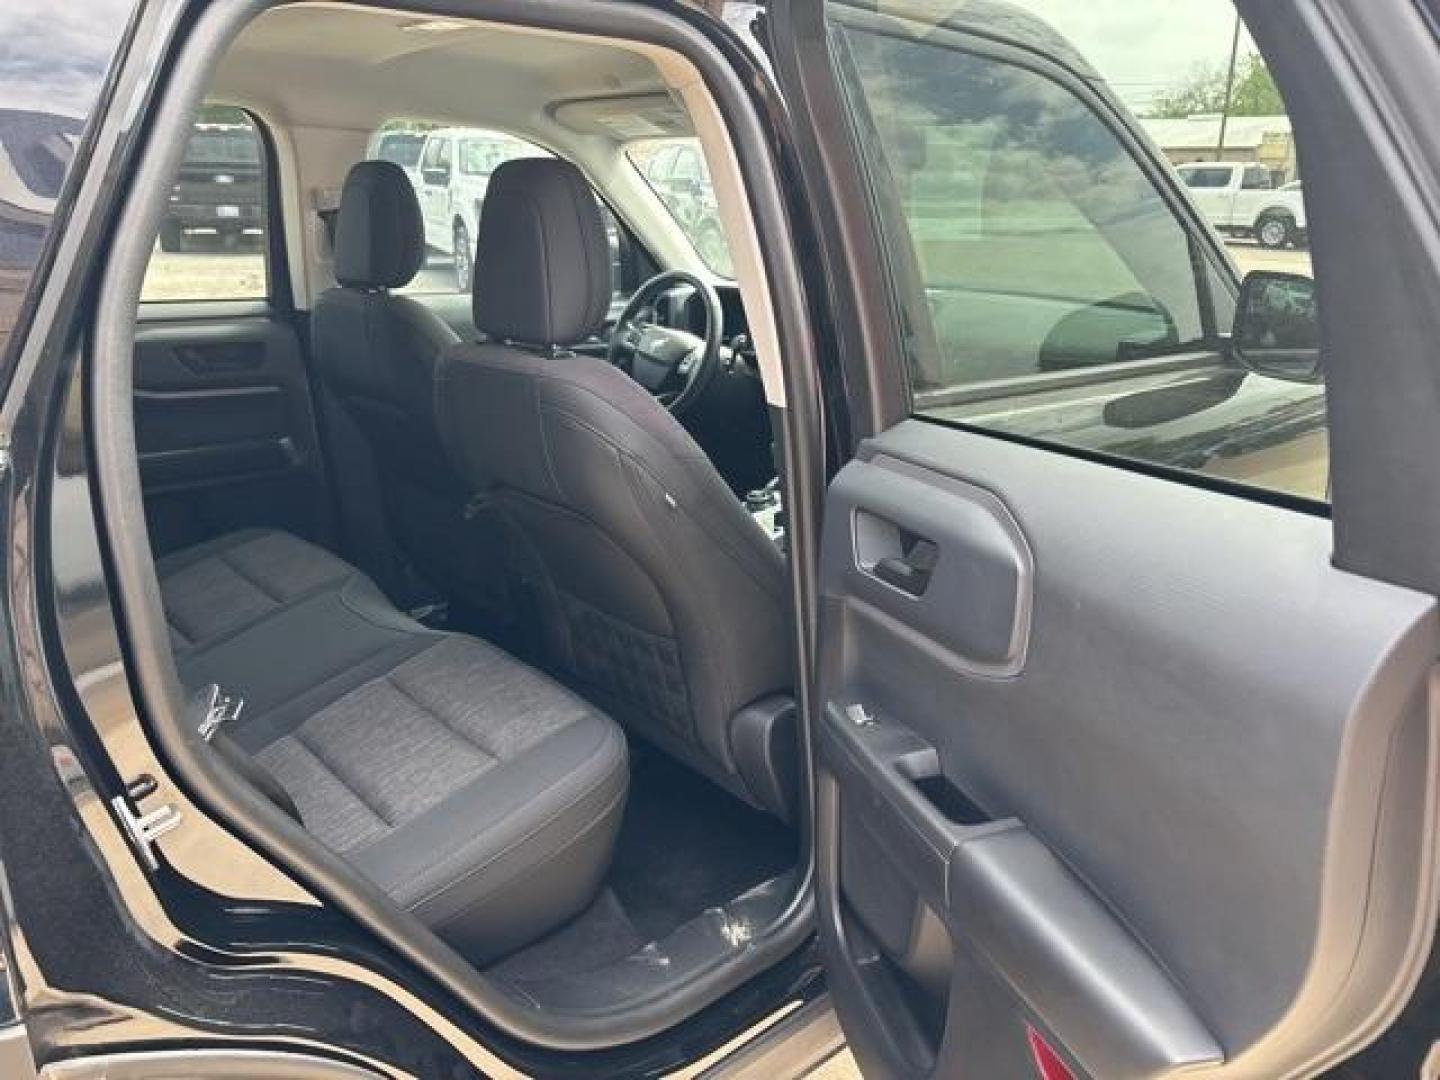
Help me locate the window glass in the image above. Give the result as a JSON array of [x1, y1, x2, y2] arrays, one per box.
[[419, 136, 446, 172], [673, 148, 702, 181], [829, 0, 1326, 503], [628, 138, 734, 278], [370, 131, 424, 169], [457, 135, 531, 177], [839, 30, 1205, 387], [140, 107, 268, 302], [367, 123, 637, 298], [1180, 166, 1233, 188]]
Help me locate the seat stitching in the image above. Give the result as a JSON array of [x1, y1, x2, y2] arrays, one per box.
[[566, 172, 599, 334], [424, 784, 628, 930], [534, 373, 566, 502], [541, 402, 786, 605], [170, 575, 362, 660], [534, 197, 553, 344], [384, 669, 500, 766], [286, 727, 397, 831], [237, 638, 427, 747], [614, 449, 701, 737], [334, 577, 444, 636], [153, 528, 267, 577], [214, 546, 288, 605], [389, 724, 624, 904]]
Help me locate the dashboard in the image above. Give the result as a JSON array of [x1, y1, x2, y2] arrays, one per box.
[[638, 282, 761, 378]]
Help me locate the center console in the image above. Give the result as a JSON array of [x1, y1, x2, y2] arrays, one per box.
[[746, 479, 786, 550]]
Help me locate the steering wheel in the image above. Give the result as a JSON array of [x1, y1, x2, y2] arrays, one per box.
[[607, 270, 723, 415]]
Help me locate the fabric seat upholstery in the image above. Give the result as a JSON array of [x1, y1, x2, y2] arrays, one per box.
[[312, 160, 508, 618], [158, 528, 355, 656], [437, 159, 792, 811], [159, 528, 627, 962]]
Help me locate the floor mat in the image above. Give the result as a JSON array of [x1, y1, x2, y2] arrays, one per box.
[[489, 743, 796, 980], [487, 887, 647, 982], [608, 745, 796, 944]]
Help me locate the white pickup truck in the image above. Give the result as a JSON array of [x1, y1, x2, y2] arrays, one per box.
[[1175, 161, 1308, 249], [408, 128, 539, 289]]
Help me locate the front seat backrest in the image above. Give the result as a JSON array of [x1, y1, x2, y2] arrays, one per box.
[[438, 158, 793, 812], [313, 161, 503, 617]]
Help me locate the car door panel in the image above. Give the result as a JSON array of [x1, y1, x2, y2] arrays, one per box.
[[816, 421, 1438, 1078], [133, 314, 332, 554]]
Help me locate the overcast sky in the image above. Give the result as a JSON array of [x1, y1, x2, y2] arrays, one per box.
[[1015, 0, 1258, 112], [0, 0, 134, 117], [0, 0, 1255, 120]]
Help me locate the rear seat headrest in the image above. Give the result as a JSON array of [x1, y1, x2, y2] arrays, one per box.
[[334, 160, 426, 290]]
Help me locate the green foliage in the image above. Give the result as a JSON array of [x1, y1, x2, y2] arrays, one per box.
[[1148, 54, 1285, 119]]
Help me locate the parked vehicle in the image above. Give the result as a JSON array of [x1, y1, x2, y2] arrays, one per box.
[[157, 121, 264, 251], [1176, 160, 1309, 248], [2, 0, 1438, 1078], [641, 141, 729, 273], [411, 127, 537, 289], [365, 127, 426, 172]]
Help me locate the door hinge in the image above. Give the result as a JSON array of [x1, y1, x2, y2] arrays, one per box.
[[111, 794, 182, 871]]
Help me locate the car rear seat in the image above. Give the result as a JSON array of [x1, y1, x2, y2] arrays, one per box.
[[155, 529, 628, 962]]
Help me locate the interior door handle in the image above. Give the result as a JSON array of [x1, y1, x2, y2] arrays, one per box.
[[872, 540, 937, 596]]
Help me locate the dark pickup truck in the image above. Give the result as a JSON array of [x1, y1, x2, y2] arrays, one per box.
[[158, 122, 263, 251]]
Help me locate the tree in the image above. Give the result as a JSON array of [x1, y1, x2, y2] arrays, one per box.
[[1228, 55, 1286, 116], [1148, 54, 1285, 119]]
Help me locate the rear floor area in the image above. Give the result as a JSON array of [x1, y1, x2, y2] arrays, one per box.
[[488, 743, 796, 982]]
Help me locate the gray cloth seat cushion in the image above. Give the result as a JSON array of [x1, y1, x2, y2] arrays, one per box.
[[157, 528, 628, 962], [157, 528, 357, 656]]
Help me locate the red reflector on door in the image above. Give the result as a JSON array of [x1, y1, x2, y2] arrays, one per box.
[[1027, 1027, 1076, 1080]]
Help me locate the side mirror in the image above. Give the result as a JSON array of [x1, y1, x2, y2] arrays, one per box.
[[1231, 271, 1322, 383]]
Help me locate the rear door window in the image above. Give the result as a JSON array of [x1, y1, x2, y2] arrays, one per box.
[[139, 107, 270, 303], [1180, 166, 1233, 188]]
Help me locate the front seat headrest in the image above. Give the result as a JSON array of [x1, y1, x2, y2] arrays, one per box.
[[334, 160, 426, 290], [473, 158, 610, 347]]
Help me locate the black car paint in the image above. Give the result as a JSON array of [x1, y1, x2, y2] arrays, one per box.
[[0, 0, 1360, 1075], [0, 0, 824, 1076]]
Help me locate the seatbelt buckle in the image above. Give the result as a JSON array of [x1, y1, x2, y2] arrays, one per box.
[[192, 682, 244, 742]]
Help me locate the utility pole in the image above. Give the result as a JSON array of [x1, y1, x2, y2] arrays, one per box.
[[1216, 11, 1242, 160]]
